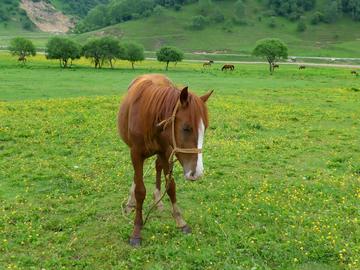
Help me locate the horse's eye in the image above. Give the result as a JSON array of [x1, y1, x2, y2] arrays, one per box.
[[183, 125, 192, 133]]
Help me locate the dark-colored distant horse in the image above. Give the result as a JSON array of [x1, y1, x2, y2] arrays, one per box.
[[203, 60, 214, 67], [18, 55, 26, 64], [272, 63, 279, 69], [351, 70, 358, 75], [118, 74, 213, 246], [222, 64, 234, 71], [299, 65, 306, 70]]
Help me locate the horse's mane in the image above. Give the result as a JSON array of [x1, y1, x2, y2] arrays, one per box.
[[126, 74, 208, 149]]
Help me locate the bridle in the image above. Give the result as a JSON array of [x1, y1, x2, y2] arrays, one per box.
[[157, 99, 203, 165]]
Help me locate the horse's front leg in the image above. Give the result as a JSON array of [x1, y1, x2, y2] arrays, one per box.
[[160, 155, 192, 234], [129, 149, 145, 246]]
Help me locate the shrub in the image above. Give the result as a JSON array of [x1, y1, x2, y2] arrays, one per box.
[[191, 15, 207, 30], [310, 11, 324, 25], [297, 19, 307, 32], [210, 10, 225, 23]]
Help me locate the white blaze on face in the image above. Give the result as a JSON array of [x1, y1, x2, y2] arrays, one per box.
[[185, 119, 205, 180], [195, 119, 205, 177]]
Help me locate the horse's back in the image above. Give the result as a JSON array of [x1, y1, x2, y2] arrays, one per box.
[[118, 74, 173, 146]]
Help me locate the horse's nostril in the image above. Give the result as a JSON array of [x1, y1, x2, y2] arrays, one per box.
[[190, 171, 195, 177]]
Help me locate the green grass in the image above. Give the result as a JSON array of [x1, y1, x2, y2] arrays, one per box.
[[1, 54, 360, 270]]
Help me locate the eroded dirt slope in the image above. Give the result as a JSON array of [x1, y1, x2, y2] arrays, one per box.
[[20, 0, 74, 33]]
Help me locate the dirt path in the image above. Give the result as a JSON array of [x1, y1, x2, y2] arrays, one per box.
[[146, 58, 360, 69]]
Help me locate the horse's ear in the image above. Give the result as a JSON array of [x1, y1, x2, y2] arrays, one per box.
[[200, 90, 213, 103], [180, 86, 189, 106]]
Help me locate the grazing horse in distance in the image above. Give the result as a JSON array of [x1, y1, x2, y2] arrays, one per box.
[[351, 70, 358, 76], [118, 74, 213, 246], [222, 64, 235, 71], [18, 55, 27, 64], [203, 60, 214, 67], [272, 63, 279, 69], [299, 65, 306, 70]]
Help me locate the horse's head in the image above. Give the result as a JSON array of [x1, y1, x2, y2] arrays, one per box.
[[172, 87, 213, 181]]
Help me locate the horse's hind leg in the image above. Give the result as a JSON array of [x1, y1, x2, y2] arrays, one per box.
[[129, 149, 146, 246], [160, 155, 191, 234], [125, 182, 136, 214], [154, 157, 164, 211]]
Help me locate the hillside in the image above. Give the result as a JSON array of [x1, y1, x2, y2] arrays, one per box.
[[0, 0, 360, 57], [75, 1, 360, 57]]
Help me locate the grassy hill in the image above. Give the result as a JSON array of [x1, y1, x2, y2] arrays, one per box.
[[1, 0, 360, 57], [75, 1, 360, 57]]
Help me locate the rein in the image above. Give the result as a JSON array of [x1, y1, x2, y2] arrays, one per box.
[[143, 99, 202, 226]]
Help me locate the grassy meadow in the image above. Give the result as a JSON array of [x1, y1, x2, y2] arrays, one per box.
[[1, 53, 360, 270]]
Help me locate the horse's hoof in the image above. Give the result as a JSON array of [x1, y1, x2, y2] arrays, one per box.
[[180, 225, 192, 234], [129, 237, 141, 247]]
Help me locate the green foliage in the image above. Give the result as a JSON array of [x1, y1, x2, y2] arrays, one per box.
[[198, 0, 213, 15], [341, 0, 360, 21], [45, 37, 81, 68], [253, 38, 288, 74], [8, 37, 36, 64], [57, 0, 110, 18], [297, 18, 307, 32], [210, 9, 225, 23], [234, 0, 245, 19], [323, 0, 342, 23], [310, 11, 325, 24], [82, 37, 124, 68], [156, 46, 184, 70], [268, 16, 277, 28], [153, 4, 165, 16], [267, 0, 316, 20], [122, 41, 145, 69], [191, 15, 207, 30]]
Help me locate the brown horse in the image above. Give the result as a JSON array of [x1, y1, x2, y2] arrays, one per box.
[[118, 74, 213, 246], [222, 64, 234, 71], [203, 60, 214, 67], [299, 65, 306, 70], [351, 70, 358, 75], [272, 63, 279, 69]]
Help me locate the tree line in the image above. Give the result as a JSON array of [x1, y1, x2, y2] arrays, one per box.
[[267, 0, 360, 23], [9, 36, 290, 75], [8, 36, 184, 70]]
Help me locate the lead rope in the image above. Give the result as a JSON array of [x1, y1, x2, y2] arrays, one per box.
[[141, 99, 202, 226]]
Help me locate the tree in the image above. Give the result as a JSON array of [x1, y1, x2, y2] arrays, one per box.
[[252, 38, 288, 74], [9, 37, 36, 64], [156, 46, 184, 70], [122, 42, 145, 69], [82, 37, 124, 68], [323, 0, 342, 23], [45, 37, 81, 68], [234, 0, 245, 19]]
